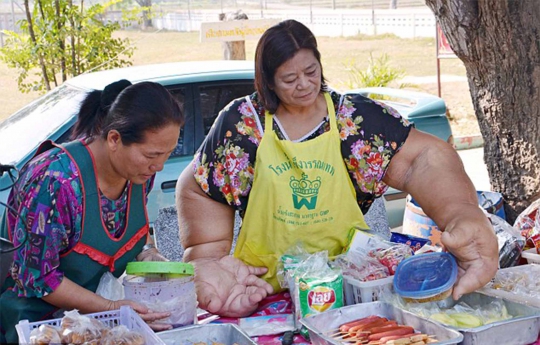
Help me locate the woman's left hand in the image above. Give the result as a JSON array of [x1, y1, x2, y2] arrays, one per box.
[[111, 299, 173, 331], [137, 247, 169, 262], [441, 207, 499, 300]]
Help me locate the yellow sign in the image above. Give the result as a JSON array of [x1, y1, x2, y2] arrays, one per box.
[[200, 19, 280, 43]]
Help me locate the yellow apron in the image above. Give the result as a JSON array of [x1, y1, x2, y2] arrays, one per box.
[[234, 92, 369, 291]]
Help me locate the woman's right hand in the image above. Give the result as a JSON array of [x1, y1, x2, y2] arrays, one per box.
[[108, 299, 173, 331], [192, 256, 274, 318]]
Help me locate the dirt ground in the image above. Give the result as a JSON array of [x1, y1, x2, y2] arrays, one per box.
[[0, 31, 480, 137]]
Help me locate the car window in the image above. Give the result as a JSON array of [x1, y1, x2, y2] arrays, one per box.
[[168, 87, 187, 158], [0, 85, 86, 165], [199, 82, 254, 135]]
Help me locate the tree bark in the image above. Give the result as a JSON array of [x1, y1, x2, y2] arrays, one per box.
[[425, 0, 540, 223]]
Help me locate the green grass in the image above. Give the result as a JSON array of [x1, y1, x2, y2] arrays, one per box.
[[0, 30, 478, 135]]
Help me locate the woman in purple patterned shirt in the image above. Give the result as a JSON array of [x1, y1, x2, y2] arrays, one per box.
[[0, 80, 184, 343]]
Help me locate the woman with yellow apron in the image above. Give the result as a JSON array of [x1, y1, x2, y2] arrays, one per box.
[[176, 19, 498, 318], [234, 92, 368, 291]]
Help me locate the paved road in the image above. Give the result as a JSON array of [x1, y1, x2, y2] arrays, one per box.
[[458, 147, 491, 191]]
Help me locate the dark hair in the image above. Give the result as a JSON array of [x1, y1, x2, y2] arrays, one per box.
[[254, 19, 327, 113], [72, 80, 184, 145]]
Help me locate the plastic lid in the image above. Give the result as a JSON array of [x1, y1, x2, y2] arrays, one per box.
[[126, 261, 194, 276], [393, 252, 458, 299]]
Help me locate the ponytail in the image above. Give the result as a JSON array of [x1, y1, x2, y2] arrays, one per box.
[[71, 79, 132, 140]]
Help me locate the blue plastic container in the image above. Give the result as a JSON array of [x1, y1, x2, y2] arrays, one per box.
[[393, 252, 458, 303]]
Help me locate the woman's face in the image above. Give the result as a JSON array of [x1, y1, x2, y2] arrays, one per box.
[[272, 48, 322, 109], [110, 123, 180, 185]]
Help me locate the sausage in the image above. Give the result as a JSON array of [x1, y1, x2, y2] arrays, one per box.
[[339, 315, 381, 332], [368, 326, 415, 341]]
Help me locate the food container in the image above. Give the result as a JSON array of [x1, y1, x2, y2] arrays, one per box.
[[480, 264, 540, 308], [16, 306, 165, 345], [393, 252, 457, 303], [157, 323, 257, 345], [431, 292, 540, 345], [123, 261, 197, 328], [300, 301, 464, 345], [521, 248, 540, 264]]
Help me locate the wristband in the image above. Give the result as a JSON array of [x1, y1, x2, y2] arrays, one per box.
[[141, 243, 156, 252]]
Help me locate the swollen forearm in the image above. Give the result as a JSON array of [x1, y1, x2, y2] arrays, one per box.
[[42, 277, 113, 313], [403, 142, 479, 229], [176, 167, 235, 261]]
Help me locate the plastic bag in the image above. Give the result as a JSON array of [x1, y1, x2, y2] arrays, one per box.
[[95, 271, 124, 301], [29, 324, 62, 345], [488, 212, 525, 268], [330, 251, 389, 281], [99, 325, 145, 345], [513, 197, 540, 252], [60, 310, 105, 343]]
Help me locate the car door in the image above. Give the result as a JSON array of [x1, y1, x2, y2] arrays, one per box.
[[149, 80, 254, 225]]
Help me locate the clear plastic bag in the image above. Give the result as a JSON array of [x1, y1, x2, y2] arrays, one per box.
[[95, 272, 125, 301], [488, 212, 525, 268]]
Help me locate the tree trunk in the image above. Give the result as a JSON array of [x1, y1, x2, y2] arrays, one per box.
[[24, 0, 51, 90], [425, 0, 540, 223]]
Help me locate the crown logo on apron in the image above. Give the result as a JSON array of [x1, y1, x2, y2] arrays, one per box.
[[289, 174, 322, 210]]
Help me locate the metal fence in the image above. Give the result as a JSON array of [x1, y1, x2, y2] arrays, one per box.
[[0, 0, 433, 47]]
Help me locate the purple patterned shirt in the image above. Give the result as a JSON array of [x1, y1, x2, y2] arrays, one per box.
[[6, 145, 153, 298]]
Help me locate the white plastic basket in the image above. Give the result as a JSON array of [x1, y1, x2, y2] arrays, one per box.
[[15, 306, 165, 345], [343, 275, 394, 305], [521, 247, 540, 264]]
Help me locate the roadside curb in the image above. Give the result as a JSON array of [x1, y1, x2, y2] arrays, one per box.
[[455, 135, 484, 150]]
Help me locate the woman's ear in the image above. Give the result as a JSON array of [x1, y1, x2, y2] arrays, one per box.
[[107, 130, 122, 151]]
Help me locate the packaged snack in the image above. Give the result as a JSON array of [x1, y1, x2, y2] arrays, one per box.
[[29, 324, 61, 345], [390, 232, 430, 253]]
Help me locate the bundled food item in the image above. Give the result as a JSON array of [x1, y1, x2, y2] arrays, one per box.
[[99, 325, 145, 345], [60, 310, 105, 343], [26, 309, 149, 345], [29, 324, 62, 345], [369, 243, 413, 275], [279, 249, 343, 340], [331, 251, 390, 282]]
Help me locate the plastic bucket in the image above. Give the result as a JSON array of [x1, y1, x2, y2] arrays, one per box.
[[123, 262, 197, 328], [402, 191, 506, 246], [402, 196, 443, 246]]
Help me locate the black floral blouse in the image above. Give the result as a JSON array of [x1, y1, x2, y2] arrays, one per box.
[[192, 90, 412, 216]]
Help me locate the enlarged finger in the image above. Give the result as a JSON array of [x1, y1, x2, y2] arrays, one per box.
[[452, 259, 495, 299], [243, 273, 274, 295], [148, 322, 173, 331], [246, 264, 268, 277], [197, 282, 224, 314]]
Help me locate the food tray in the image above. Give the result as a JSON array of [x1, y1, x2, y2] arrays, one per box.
[[157, 323, 256, 345], [343, 275, 393, 305], [480, 264, 540, 308], [16, 306, 165, 345], [427, 292, 540, 345], [300, 301, 463, 345]]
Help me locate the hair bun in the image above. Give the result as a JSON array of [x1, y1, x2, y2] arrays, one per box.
[[100, 79, 132, 110]]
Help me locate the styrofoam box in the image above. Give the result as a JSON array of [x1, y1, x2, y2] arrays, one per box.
[[343, 275, 394, 305], [16, 306, 164, 344], [521, 247, 540, 264]]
